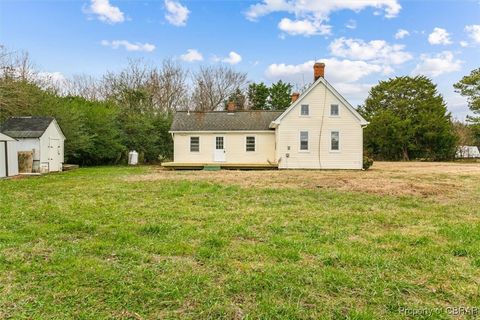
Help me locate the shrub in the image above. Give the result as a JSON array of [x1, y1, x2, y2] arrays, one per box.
[[363, 156, 374, 170]]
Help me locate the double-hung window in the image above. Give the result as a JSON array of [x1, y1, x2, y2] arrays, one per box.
[[331, 131, 340, 151], [190, 136, 200, 152], [300, 131, 309, 151], [330, 104, 339, 116], [246, 136, 255, 152], [301, 104, 309, 116]]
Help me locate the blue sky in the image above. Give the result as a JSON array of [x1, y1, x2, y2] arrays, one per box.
[[1, 0, 479, 119]]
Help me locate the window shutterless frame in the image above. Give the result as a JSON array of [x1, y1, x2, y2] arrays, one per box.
[[299, 131, 309, 151], [246, 136, 256, 152], [330, 104, 340, 117], [190, 136, 200, 152], [330, 131, 340, 152], [300, 104, 309, 116]]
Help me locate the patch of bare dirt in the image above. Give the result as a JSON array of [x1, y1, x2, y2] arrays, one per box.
[[126, 162, 480, 202]]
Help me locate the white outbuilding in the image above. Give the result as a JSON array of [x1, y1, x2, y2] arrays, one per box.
[[456, 145, 480, 159], [1, 117, 65, 173], [0, 132, 19, 178]]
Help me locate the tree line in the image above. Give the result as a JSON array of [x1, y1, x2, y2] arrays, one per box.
[[360, 72, 480, 161], [0, 48, 296, 165], [0, 46, 478, 164]]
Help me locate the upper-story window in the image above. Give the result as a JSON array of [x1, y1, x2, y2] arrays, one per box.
[[301, 104, 309, 116], [330, 104, 339, 116]]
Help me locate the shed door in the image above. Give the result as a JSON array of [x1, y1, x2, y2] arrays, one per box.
[[48, 139, 61, 172], [214, 136, 226, 162]]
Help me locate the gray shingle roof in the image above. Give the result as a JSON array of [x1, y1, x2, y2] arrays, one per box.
[[171, 111, 283, 132], [1, 116, 55, 138]]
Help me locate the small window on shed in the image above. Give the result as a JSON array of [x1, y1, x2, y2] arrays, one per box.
[[301, 104, 309, 116], [190, 136, 199, 152], [246, 136, 255, 152], [330, 104, 339, 116]]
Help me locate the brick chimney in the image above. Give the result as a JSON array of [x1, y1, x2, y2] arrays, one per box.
[[314, 62, 325, 81], [291, 92, 300, 103], [227, 101, 236, 113]]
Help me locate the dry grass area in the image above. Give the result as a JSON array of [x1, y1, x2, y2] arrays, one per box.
[[128, 161, 480, 202]]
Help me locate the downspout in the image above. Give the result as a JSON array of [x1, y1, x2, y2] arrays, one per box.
[[317, 82, 328, 169]]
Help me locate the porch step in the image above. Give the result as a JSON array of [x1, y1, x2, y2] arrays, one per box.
[[203, 165, 221, 171]]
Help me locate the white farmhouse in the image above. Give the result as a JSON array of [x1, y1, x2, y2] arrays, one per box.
[[0, 132, 19, 178], [1, 117, 65, 173], [166, 63, 368, 170]]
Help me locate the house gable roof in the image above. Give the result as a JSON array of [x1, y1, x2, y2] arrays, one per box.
[[1, 116, 60, 138], [272, 77, 369, 126], [170, 111, 283, 132]]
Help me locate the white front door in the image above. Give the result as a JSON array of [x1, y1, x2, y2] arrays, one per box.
[[48, 139, 61, 172], [214, 136, 226, 162]]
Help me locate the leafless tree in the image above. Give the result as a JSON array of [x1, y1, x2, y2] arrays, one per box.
[[0, 47, 37, 82], [0, 47, 41, 119], [148, 59, 188, 113], [64, 74, 102, 100], [191, 65, 247, 111], [97, 58, 188, 112]]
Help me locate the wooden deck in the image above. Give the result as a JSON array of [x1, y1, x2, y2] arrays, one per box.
[[161, 162, 278, 170]]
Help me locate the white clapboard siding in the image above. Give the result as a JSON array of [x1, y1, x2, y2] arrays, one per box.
[[276, 81, 364, 169], [173, 131, 276, 164]]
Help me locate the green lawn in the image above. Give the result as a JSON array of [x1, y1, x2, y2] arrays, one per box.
[[1, 166, 479, 319]]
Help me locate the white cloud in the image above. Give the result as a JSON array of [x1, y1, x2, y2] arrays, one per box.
[[224, 51, 242, 65], [164, 0, 189, 26], [345, 19, 357, 29], [246, 0, 401, 20], [180, 49, 203, 62], [101, 40, 155, 52], [465, 25, 480, 43], [444, 91, 469, 121], [395, 29, 409, 39], [85, 0, 125, 24], [334, 82, 374, 102], [278, 18, 330, 36], [215, 51, 242, 65], [37, 71, 67, 85], [428, 27, 452, 45], [329, 37, 412, 65], [245, 0, 401, 36], [265, 59, 385, 107], [265, 58, 387, 84], [460, 41, 469, 47], [413, 51, 462, 77]]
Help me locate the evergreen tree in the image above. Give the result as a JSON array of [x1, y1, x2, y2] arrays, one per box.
[[359, 76, 457, 160], [247, 82, 269, 110], [269, 80, 293, 110]]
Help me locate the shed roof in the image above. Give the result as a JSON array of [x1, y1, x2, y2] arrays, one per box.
[[1, 116, 55, 138], [171, 111, 283, 132], [0, 132, 15, 141]]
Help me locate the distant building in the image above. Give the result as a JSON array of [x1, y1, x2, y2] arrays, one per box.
[[0, 132, 19, 178], [1, 117, 65, 173], [456, 146, 480, 159]]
